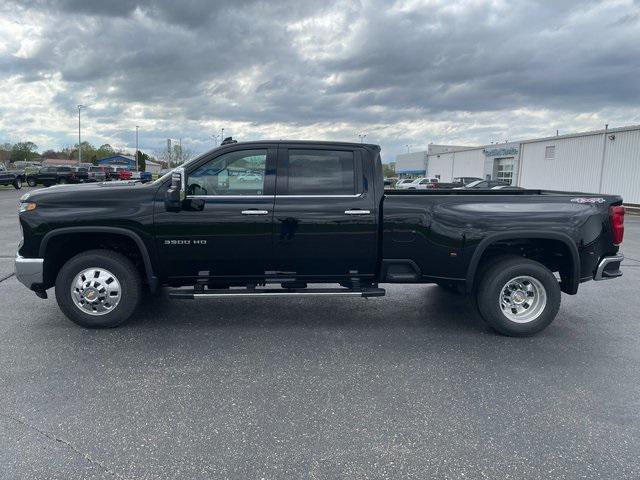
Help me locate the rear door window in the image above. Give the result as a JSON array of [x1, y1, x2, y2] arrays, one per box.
[[284, 150, 355, 195]]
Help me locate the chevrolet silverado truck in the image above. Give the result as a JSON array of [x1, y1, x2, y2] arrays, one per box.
[[15, 140, 625, 336]]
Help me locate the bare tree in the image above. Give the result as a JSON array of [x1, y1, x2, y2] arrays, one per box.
[[155, 145, 196, 167]]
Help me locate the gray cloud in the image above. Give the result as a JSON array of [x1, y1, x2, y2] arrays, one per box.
[[1, 0, 639, 160]]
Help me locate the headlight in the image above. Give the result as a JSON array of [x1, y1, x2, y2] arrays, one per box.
[[18, 202, 37, 213]]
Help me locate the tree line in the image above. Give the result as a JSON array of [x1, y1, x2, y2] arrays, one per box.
[[0, 141, 153, 170], [1, 140, 194, 171]]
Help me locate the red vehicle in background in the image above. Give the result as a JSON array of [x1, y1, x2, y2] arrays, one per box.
[[116, 168, 132, 180]]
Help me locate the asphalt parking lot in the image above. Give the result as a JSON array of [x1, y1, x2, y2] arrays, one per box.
[[0, 186, 639, 479]]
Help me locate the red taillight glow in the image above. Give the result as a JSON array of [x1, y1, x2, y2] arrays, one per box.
[[609, 205, 625, 245]]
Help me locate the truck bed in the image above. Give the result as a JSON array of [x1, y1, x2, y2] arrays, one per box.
[[380, 189, 623, 291]]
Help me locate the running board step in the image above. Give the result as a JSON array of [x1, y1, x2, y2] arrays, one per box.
[[168, 287, 386, 299]]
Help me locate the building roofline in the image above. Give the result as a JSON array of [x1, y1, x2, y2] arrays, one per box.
[[409, 124, 640, 157], [517, 124, 640, 145]]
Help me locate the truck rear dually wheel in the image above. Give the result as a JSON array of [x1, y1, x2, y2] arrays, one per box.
[[55, 249, 141, 328], [476, 256, 561, 336]]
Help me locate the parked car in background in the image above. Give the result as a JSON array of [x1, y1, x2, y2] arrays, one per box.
[[383, 177, 398, 187], [454, 179, 511, 190], [117, 168, 132, 181], [71, 167, 89, 183], [237, 173, 262, 183], [398, 177, 440, 190], [394, 178, 416, 189], [26, 166, 79, 187], [88, 166, 107, 182], [130, 171, 153, 183], [0, 164, 25, 189], [13, 161, 42, 170], [453, 176, 483, 185]]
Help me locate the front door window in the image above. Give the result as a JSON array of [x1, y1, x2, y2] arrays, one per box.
[[187, 149, 267, 196]]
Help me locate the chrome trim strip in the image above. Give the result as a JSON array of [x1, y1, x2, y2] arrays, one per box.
[[277, 194, 363, 198], [185, 194, 362, 199], [15, 255, 44, 288], [186, 195, 274, 199], [594, 254, 624, 280], [345, 209, 371, 215], [241, 210, 269, 215]]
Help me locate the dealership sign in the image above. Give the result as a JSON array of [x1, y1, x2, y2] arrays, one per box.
[[483, 146, 519, 157]]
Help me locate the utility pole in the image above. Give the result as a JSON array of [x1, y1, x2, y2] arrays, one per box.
[[135, 126, 139, 171], [77, 105, 85, 165]]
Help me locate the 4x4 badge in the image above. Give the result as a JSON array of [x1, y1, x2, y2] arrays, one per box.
[[570, 197, 605, 204]]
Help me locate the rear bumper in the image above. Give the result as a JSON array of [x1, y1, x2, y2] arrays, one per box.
[[594, 254, 624, 281], [15, 255, 44, 289]]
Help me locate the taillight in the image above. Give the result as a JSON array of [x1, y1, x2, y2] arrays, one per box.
[[609, 205, 625, 245]]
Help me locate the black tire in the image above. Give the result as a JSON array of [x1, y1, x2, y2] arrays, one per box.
[[55, 249, 141, 328], [27, 177, 37, 187], [13, 178, 22, 189], [476, 256, 561, 336]]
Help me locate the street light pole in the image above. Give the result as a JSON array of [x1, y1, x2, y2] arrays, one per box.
[[77, 105, 85, 165], [358, 133, 367, 143], [221, 127, 224, 142], [135, 126, 139, 171]]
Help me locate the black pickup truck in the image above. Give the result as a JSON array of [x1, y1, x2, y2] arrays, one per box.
[[0, 164, 25, 189], [26, 166, 81, 187], [15, 140, 625, 336]]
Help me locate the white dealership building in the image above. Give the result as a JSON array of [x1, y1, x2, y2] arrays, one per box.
[[395, 124, 640, 205]]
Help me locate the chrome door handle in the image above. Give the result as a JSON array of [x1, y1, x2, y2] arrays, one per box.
[[344, 209, 371, 215], [241, 209, 269, 215]]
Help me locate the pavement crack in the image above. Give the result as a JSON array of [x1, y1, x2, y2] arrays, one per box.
[[0, 272, 15, 283], [0, 412, 128, 479]]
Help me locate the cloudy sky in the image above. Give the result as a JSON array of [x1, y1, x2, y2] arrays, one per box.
[[1, 0, 639, 162]]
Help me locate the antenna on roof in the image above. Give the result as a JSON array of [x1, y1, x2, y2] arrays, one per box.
[[221, 137, 237, 146]]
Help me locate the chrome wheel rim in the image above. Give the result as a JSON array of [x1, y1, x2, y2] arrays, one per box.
[[499, 275, 547, 323], [71, 267, 122, 316]]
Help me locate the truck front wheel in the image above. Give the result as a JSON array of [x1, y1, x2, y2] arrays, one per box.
[[476, 256, 561, 336], [55, 249, 141, 328]]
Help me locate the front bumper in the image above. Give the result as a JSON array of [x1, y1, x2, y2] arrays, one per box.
[[15, 255, 44, 289], [594, 254, 624, 281]]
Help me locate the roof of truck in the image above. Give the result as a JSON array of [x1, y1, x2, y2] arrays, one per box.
[[217, 139, 381, 150]]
